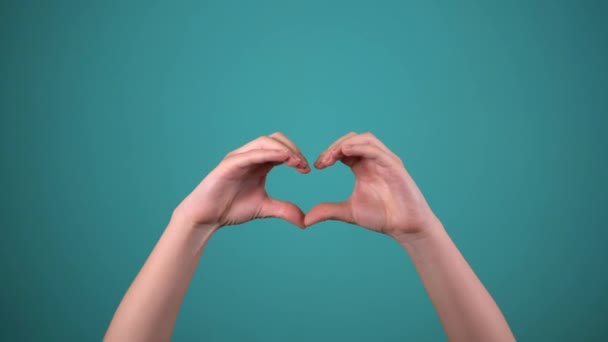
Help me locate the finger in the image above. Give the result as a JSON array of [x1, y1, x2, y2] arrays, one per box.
[[314, 132, 357, 168], [269, 132, 308, 162], [268, 132, 310, 172], [317, 132, 397, 169], [259, 197, 306, 228], [326, 143, 393, 168], [225, 148, 300, 170], [339, 132, 392, 154], [227, 136, 309, 172], [225, 136, 289, 156], [305, 201, 353, 227]]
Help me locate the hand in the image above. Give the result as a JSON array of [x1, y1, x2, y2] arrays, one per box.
[[174, 133, 310, 230], [305, 132, 439, 239]]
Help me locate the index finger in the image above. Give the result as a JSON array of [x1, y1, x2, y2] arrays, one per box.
[[314, 132, 357, 168], [225, 148, 300, 170], [268, 132, 310, 169]]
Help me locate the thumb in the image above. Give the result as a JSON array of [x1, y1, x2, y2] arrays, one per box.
[[259, 197, 306, 228], [305, 201, 353, 227]]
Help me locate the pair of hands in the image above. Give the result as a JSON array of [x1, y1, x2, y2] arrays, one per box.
[[107, 132, 516, 342], [174, 132, 439, 240]]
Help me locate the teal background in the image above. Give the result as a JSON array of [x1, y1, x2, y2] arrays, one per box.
[[1, 1, 607, 341]]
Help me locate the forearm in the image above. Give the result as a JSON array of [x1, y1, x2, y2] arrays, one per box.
[[396, 220, 515, 342], [104, 213, 216, 342]]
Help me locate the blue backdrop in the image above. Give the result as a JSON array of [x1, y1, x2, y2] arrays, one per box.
[[1, 1, 607, 340]]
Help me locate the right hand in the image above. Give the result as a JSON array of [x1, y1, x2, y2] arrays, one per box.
[[174, 132, 310, 230], [305, 132, 440, 241]]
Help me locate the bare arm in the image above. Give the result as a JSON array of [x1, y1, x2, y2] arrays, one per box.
[[103, 216, 215, 342], [104, 133, 309, 342], [397, 220, 514, 341], [305, 132, 515, 342]]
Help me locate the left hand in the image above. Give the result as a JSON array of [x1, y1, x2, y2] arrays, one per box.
[[174, 132, 310, 230]]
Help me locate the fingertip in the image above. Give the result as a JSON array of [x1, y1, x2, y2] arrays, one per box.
[[293, 211, 307, 229], [303, 207, 323, 227], [304, 215, 324, 228], [290, 157, 312, 173], [303, 216, 316, 227], [300, 154, 311, 166], [279, 200, 306, 229], [313, 155, 323, 168], [284, 154, 301, 167], [317, 153, 334, 168], [286, 216, 305, 229], [305, 201, 352, 227], [299, 160, 311, 170], [299, 165, 312, 174], [324, 157, 338, 168]]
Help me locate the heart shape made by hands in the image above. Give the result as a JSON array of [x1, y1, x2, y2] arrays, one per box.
[[175, 131, 434, 239]]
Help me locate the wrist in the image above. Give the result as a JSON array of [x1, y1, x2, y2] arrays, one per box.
[[170, 207, 220, 236], [162, 212, 218, 256], [390, 216, 446, 249]]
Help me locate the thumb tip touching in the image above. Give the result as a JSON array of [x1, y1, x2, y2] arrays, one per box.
[[303, 202, 351, 228], [261, 199, 351, 229]]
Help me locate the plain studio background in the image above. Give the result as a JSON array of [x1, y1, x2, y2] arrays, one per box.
[[1, 1, 606, 341]]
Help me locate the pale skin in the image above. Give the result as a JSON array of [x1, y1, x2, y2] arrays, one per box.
[[104, 132, 515, 342]]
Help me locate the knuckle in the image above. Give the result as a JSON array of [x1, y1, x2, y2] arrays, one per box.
[[362, 131, 377, 139], [221, 153, 237, 163], [257, 136, 273, 144]]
